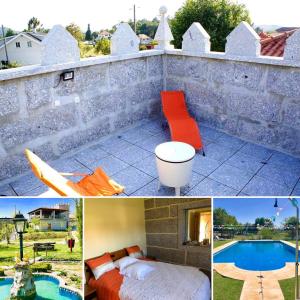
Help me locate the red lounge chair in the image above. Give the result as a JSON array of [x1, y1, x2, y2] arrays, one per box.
[[25, 149, 124, 196], [161, 90, 204, 154]]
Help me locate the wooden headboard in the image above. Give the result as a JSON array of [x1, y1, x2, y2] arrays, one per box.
[[85, 248, 128, 282]]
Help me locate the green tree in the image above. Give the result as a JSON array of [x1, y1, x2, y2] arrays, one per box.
[[284, 216, 298, 227], [28, 17, 42, 31], [255, 217, 274, 228], [66, 23, 84, 43], [92, 31, 98, 40], [85, 24, 92, 41], [284, 216, 298, 240], [213, 208, 238, 226], [75, 198, 83, 250], [0, 223, 15, 245], [170, 0, 251, 51], [5, 28, 15, 37], [95, 38, 111, 55], [128, 18, 159, 39]]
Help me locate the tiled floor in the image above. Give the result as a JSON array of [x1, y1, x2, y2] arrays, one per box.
[[1, 118, 300, 196]]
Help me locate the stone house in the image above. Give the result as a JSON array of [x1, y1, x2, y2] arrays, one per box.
[[28, 204, 70, 231]]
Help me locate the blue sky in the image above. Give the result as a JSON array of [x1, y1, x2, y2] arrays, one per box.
[[0, 198, 76, 218], [1, 0, 299, 32], [214, 198, 299, 227]]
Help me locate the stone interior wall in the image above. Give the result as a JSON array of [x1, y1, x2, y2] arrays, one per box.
[[144, 198, 211, 271], [0, 55, 163, 180], [166, 55, 300, 157]]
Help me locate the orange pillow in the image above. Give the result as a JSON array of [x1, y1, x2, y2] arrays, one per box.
[[126, 245, 143, 258], [86, 253, 115, 280]]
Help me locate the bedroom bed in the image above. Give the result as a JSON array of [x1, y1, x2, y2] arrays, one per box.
[[85, 248, 211, 300]]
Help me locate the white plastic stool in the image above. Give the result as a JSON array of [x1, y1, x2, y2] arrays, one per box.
[[155, 141, 195, 196]]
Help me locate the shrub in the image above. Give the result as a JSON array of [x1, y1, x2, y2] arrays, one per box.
[[24, 231, 67, 241], [58, 270, 67, 276], [260, 228, 275, 239], [139, 45, 147, 51], [95, 38, 111, 55], [31, 263, 52, 272], [70, 274, 80, 282], [0, 268, 5, 276]]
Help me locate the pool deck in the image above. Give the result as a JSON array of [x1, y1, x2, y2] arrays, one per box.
[[213, 240, 297, 300]]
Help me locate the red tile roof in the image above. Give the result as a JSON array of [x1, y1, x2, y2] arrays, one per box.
[[260, 30, 296, 57]]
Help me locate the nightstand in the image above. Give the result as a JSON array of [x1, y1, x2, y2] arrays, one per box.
[[84, 284, 97, 300]]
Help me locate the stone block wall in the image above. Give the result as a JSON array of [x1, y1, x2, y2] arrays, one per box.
[[0, 54, 163, 180], [165, 54, 300, 157], [144, 198, 211, 271]]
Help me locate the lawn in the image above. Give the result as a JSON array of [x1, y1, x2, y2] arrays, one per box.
[[214, 240, 235, 249], [279, 277, 298, 300], [0, 239, 81, 267], [213, 271, 244, 300]]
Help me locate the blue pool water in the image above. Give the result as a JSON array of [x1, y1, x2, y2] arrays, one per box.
[[214, 241, 296, 271], [0, 275, 81, 299]]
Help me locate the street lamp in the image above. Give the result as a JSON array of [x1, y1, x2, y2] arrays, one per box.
[[13, 211, 27, 261]]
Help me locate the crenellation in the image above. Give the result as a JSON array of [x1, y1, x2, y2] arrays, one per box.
[[0, 14, 300, 180]]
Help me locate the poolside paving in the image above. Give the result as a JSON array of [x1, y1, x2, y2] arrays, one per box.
[[1, 118, 300, 196], [214, 240, 297, 300], [214, 262, 294, 300]]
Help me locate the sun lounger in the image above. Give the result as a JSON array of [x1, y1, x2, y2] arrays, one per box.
[[161, 90, 204, 154], [25, 149, 124, 196]]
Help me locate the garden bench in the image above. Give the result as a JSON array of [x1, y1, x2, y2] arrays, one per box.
[[33, 242, 56, 251]]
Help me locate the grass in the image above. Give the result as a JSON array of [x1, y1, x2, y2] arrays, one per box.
[[214, 240, 235, 249], [279, 277, 298, 300], [213, 271, 244, 300], [0, 238, 82, 290], [0, 239, 81, 267]]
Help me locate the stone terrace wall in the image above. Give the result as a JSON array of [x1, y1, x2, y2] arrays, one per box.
[[144, 198, 211, 271], [0, 54, 163, 180], [165, 53, 300, 157]]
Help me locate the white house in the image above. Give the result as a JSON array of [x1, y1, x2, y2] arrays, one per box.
[[28, 204, 70, 231], [98, 30, 111, 40], [138, 34, 153, 45], [0, 32, 45, 66]]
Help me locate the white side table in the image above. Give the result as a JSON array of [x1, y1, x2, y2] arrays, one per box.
[[155, 141, 195, 196]]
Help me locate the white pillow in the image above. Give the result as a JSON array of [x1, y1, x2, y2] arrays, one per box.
[[92, 261, 115, 280], [121, 262, 154, 280], [114, 256, 138, 271], [129, 251, 143, 259]]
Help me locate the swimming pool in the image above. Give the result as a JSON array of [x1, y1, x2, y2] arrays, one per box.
[[0, 275, 82, 299], [214, 241, 296, 271]]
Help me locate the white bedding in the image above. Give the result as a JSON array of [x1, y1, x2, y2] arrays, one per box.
[[119, 261, 210, 300]]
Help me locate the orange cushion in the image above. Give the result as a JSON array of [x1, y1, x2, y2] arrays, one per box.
[[126, 245, 141, 255], [86, 253, 112, 270]]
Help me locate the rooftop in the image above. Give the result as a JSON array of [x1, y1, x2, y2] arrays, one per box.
[[28, 207, 69, 214], [0, 9, 299, 197], [1, 118, 299, 197], [260, 30, 296, 57]]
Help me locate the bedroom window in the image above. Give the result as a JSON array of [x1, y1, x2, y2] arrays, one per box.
[[27, 41, 32, 47], [16, 42, 20, 48], [185, 208, 211, 246]]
